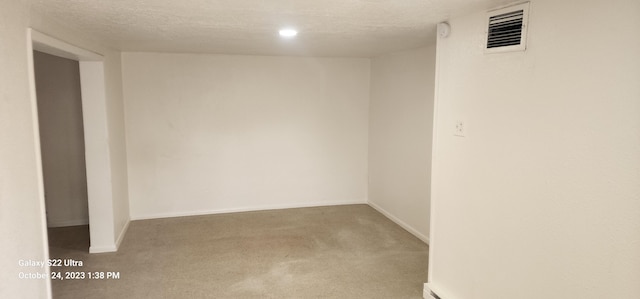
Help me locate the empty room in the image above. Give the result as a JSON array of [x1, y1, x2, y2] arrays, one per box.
[[1, 0, 639, 299]]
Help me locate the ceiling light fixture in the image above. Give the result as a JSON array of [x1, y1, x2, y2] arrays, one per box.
[[279, 28, 298, 38]]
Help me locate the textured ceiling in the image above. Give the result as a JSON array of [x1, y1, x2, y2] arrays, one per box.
[[31, 0, 513, 57]]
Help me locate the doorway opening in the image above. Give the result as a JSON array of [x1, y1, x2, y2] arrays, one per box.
[[27, 29, 118, 255], [33, 50, 91, 253]]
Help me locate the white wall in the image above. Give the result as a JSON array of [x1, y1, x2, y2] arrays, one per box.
[[122, 53, 370, 219], [33, 51, 89, 228], [429, 0, 640, 298], [368, 46, 436, 243], [0, 1, 50, 298], [103, 51, 130, 248]]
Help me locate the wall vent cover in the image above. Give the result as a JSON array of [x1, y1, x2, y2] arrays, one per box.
[[485, 2, 530, 53]]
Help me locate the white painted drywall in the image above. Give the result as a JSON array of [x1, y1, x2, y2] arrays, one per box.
[[122, 53, 370, 219], [33, 51, 89, 228], [78, 61, 117, 252], [103, 51, 131, 248], [30, 13, 131, 251], [0, 1, 50, 298], [429, 0, 640, 298], [368, 46, 436, 243]]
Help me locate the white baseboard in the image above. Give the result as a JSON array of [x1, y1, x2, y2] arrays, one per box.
[[425, 283, 456, 299], [87, 220, 129, 254], [367, 200, 430, 244], [47, 218, 89, 228], [131, 200, 367, 221], [89, 244, 117, 253], [425, 292, 439, 299], [425, 289, 438, 299], [114, 219, 130, 250]]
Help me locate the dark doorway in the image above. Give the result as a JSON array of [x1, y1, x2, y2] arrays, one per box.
[[33, 51, 90, 252]]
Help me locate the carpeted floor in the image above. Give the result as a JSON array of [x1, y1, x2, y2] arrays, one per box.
[[48, 204, 428, 298]]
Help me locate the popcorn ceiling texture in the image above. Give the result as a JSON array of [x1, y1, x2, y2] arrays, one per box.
[[30, 0, 512, 56]]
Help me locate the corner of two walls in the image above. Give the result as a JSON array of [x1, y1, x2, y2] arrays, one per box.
[[102, 50, 131, 249], [367, 45, 437, 244]]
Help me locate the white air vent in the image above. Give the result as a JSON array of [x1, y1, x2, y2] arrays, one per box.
[[485, 2, 530, 53]]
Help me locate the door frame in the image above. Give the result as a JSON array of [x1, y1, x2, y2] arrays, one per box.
[[27, 29, 117, 253]]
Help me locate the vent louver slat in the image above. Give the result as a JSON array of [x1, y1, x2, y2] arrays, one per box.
[[487, 10, 524, 49]]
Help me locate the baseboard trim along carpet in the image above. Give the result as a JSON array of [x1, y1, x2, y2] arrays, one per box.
[[425, 283, 459, 299], [368, 200, 430, 244], [47, 218, 89, 228], [115, 219, 130, 250], [89, 244, 117, 254], [130, 200, 368, 221]]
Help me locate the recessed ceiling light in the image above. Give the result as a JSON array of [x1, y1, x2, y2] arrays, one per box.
[[279, 28, 298, 38]]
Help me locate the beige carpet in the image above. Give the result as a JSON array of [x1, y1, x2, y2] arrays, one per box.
[[48, 204, 428, 298]]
